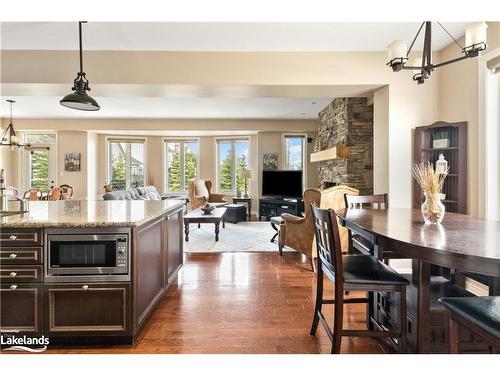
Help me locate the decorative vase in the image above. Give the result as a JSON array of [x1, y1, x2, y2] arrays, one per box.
[[421, 192, 445, 224]]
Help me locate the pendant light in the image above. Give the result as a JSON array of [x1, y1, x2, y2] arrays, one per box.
[[60, 21, 100, 111], [0, 100, 31, 151]]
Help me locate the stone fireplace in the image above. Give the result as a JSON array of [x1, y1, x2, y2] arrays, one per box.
[[316, 97, 373, 195]]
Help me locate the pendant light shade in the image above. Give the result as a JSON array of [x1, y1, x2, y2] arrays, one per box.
[[60, 21, 100, 111]]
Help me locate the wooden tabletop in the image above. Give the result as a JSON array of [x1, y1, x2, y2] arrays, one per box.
[[337, 208, 500, 277]]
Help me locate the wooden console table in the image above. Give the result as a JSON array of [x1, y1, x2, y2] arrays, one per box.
[[337, 208, 500, 353]]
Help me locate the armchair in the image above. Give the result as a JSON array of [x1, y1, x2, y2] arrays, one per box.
[[188, 178, 227, 210], [278, 185, 359, 272], [278, 188, 321, 271]]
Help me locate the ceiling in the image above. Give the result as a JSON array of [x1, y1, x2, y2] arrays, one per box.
[[1, 22, 473, 52], [0, 96, 333, 119]]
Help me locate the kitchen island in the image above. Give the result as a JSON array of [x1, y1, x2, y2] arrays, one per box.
[[0, 199, 185, 345]]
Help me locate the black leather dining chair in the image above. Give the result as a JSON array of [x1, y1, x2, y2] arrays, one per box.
[[440, 296, 500, 353], [309, 203, 409, 353]]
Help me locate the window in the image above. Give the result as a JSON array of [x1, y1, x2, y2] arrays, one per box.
[[164, 139, 199, 193], [283, 135, 305, 171], [107, 139, 145, 190], [22, 133, 57, 192], [216, 139, 249, 194]]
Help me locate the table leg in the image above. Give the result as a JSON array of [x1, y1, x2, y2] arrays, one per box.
[[184, 220, 190, 241], [413, 259, 431, 353], [248, 201, 252, 220], [215, 223, 220, 241], [222, 219, 225, 229]]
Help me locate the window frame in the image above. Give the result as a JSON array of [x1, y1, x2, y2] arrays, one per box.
[[214, 136, 251, 195], [106, 136, 147, 190], [20, 131, 58, 192], [162, 137, 200, 194], [281, 133, 307, 189]]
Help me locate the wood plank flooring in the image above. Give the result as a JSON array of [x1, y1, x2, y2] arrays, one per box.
[[47, 252, 393, 354]]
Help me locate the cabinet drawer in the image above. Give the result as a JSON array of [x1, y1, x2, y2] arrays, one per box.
[[45, 283, 131, 336], [0, 247, 42, 264], [0, 283, 43, 335], [0, 229, 41, 246], [0, 265, 43, 283]]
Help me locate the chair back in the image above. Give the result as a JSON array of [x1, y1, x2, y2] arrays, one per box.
[[23, 189, 42, 201], [310, 203, 343, 281], [48, 186, 63, 201], [344, 193, 388, 209], [303, 188, 322, 222], [60, 184, 74, 199]]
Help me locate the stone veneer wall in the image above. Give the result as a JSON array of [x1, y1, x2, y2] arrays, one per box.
[[316, 97, 374, 195]]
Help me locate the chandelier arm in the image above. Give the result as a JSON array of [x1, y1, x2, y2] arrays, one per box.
[[0, 126, 9, 142], [437, 22, 464, 51], [433, 55, 472, 69], [406, 21, 426, 57]]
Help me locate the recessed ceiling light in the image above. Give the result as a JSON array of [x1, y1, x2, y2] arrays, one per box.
[[300, 112, 307, 115], [311, 101, 317, 105]]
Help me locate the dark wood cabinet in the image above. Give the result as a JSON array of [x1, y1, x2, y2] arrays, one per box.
[[165, 208, 183, 283], [134, 216, 165, 331], [0, 283, 43, 336], [45, 283, 131, 336], [259, 197, 303, 221], [0, 229, 41, 246]]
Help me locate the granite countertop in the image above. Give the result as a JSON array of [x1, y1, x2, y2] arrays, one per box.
[[0, 200, 185, 228]]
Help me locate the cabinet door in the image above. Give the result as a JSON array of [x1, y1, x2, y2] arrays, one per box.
[[45, 283, 131, 336], [134, 217, 164, 328], [166, 209, 183, 282], [0, 283, 43, 336]]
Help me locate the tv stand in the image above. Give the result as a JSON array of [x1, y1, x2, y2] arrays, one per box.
[[259, 196, 304, 221]]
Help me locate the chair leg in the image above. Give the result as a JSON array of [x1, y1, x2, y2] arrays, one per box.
[[331, 287, 344, 354], [310, 266, 323, 336], [278, 242, 283, 255], [398, 285, 407, 353], [449, 315, 459, 354], [198, 223, 201, 229]]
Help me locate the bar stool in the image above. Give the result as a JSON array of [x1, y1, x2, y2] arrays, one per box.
[[310, 203, 409, 353], [440, 296, 500, 353]]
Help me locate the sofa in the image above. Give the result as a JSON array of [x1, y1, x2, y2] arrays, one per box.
[[103, 185, 182, 201]]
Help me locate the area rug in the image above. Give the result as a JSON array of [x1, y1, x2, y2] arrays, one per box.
[[184, 221, 287, 252]]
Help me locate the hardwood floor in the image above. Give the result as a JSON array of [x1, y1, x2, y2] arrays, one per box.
[[47, 252, 393, 354]]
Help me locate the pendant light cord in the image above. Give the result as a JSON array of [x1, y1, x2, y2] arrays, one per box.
[[79, 21, 87, 73]]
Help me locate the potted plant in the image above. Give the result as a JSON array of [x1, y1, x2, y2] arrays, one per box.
[[432, 130, 449, 148]]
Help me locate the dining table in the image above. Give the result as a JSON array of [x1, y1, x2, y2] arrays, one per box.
[[337, 207, 500, 353]]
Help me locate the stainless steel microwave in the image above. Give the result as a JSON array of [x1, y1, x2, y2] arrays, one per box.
[[45, 228, 130, 282]]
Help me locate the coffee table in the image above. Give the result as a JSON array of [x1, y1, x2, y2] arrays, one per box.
[[183, 207, 227, 242]]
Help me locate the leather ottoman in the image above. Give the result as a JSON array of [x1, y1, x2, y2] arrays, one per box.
[[224, 204, 247, 223]]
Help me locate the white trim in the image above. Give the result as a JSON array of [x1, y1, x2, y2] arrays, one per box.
[[214, 136, 251, 195], [281, 132, 307, 190], [162, 137, 201, 194], [478, 46, 500, 219], [105, 135, 147, 189]]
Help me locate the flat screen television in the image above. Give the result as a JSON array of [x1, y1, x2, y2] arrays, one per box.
[[262, 170, 303, 198]]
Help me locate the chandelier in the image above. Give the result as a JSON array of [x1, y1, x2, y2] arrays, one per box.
[[387, 22, 487, 84], [0, 100, 31, 151]]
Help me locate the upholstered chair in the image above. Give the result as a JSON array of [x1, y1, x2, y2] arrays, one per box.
[[47, 186, 63, 201], [187, 178, 227, 210], [278, 188, 322, 271], [23, 188, 42, 201], [278, 185, 359, 271]]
